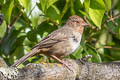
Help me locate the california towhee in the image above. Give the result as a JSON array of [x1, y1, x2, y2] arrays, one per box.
[[12, 15, 87, 70]]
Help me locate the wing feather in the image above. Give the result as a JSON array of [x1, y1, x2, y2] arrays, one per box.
[[32, 26, 73, 49]]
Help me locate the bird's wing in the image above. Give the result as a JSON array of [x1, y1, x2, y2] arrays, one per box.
[[32, 27, 73, 49]]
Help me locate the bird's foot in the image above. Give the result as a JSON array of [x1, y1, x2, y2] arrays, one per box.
[[50, 55, 74, 72], [80, 54, 92, 64], [61, 61, 74, 72]]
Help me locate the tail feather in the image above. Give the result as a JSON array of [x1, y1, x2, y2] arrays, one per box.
[[11, 48, 39, 67]]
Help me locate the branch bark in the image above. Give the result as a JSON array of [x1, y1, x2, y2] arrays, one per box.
[[0, 59, 120, 80]]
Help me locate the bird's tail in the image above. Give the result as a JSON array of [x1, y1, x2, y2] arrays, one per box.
[[11, 48, 40, 67]]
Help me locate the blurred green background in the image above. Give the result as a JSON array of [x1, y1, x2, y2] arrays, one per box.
[[0, 0, 120, 67]]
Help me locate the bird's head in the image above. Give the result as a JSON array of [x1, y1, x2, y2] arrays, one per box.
[[66, 15, 88, 34]]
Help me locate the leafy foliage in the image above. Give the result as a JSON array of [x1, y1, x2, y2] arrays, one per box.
[[0, 0, 120, 67]]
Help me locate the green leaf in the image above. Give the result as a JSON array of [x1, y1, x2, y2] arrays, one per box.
[[18, 0, 32, 12], [2, 0, 14, 24], [88, 0, 105, 28], [84, 0, 90, 13], [72, 46, 83, 59], [74, 0, 84, 11], [37, 21, 57, 38], [27, 30, 37, 42], [80, 0, 85, 4], [9, 46, 24, 66], [46, 0, 58, 10], [104, 0, 111, 12], [70, 0, 75, 15], [79, 10, 89, 17], [46, 5, 60, 20], [0, 25, 25, 56], [87, 44, 102, 62], [30, 16, 39, 29], [37, 0, 47, 13], [0, 29, 18, 55], [0, 0, 4, 5], [0, 21, 6, 38], [37, 0, 58, 13]]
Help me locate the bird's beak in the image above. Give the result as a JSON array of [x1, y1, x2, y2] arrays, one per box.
[[82, 22, 88, 26]]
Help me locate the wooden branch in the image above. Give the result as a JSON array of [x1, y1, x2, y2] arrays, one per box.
[[0, 59, 120, 80]]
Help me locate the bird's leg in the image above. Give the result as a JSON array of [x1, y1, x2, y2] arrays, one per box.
[[50, 55, 73, 72]]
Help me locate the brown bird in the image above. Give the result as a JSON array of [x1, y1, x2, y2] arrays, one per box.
[[11, 15, 87, 70]]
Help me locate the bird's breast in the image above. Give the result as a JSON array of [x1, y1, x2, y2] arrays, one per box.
[[69, 33, 81, 52]]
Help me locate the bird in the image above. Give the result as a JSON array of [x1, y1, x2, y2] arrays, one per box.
[[11, 15, 87, 70]]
